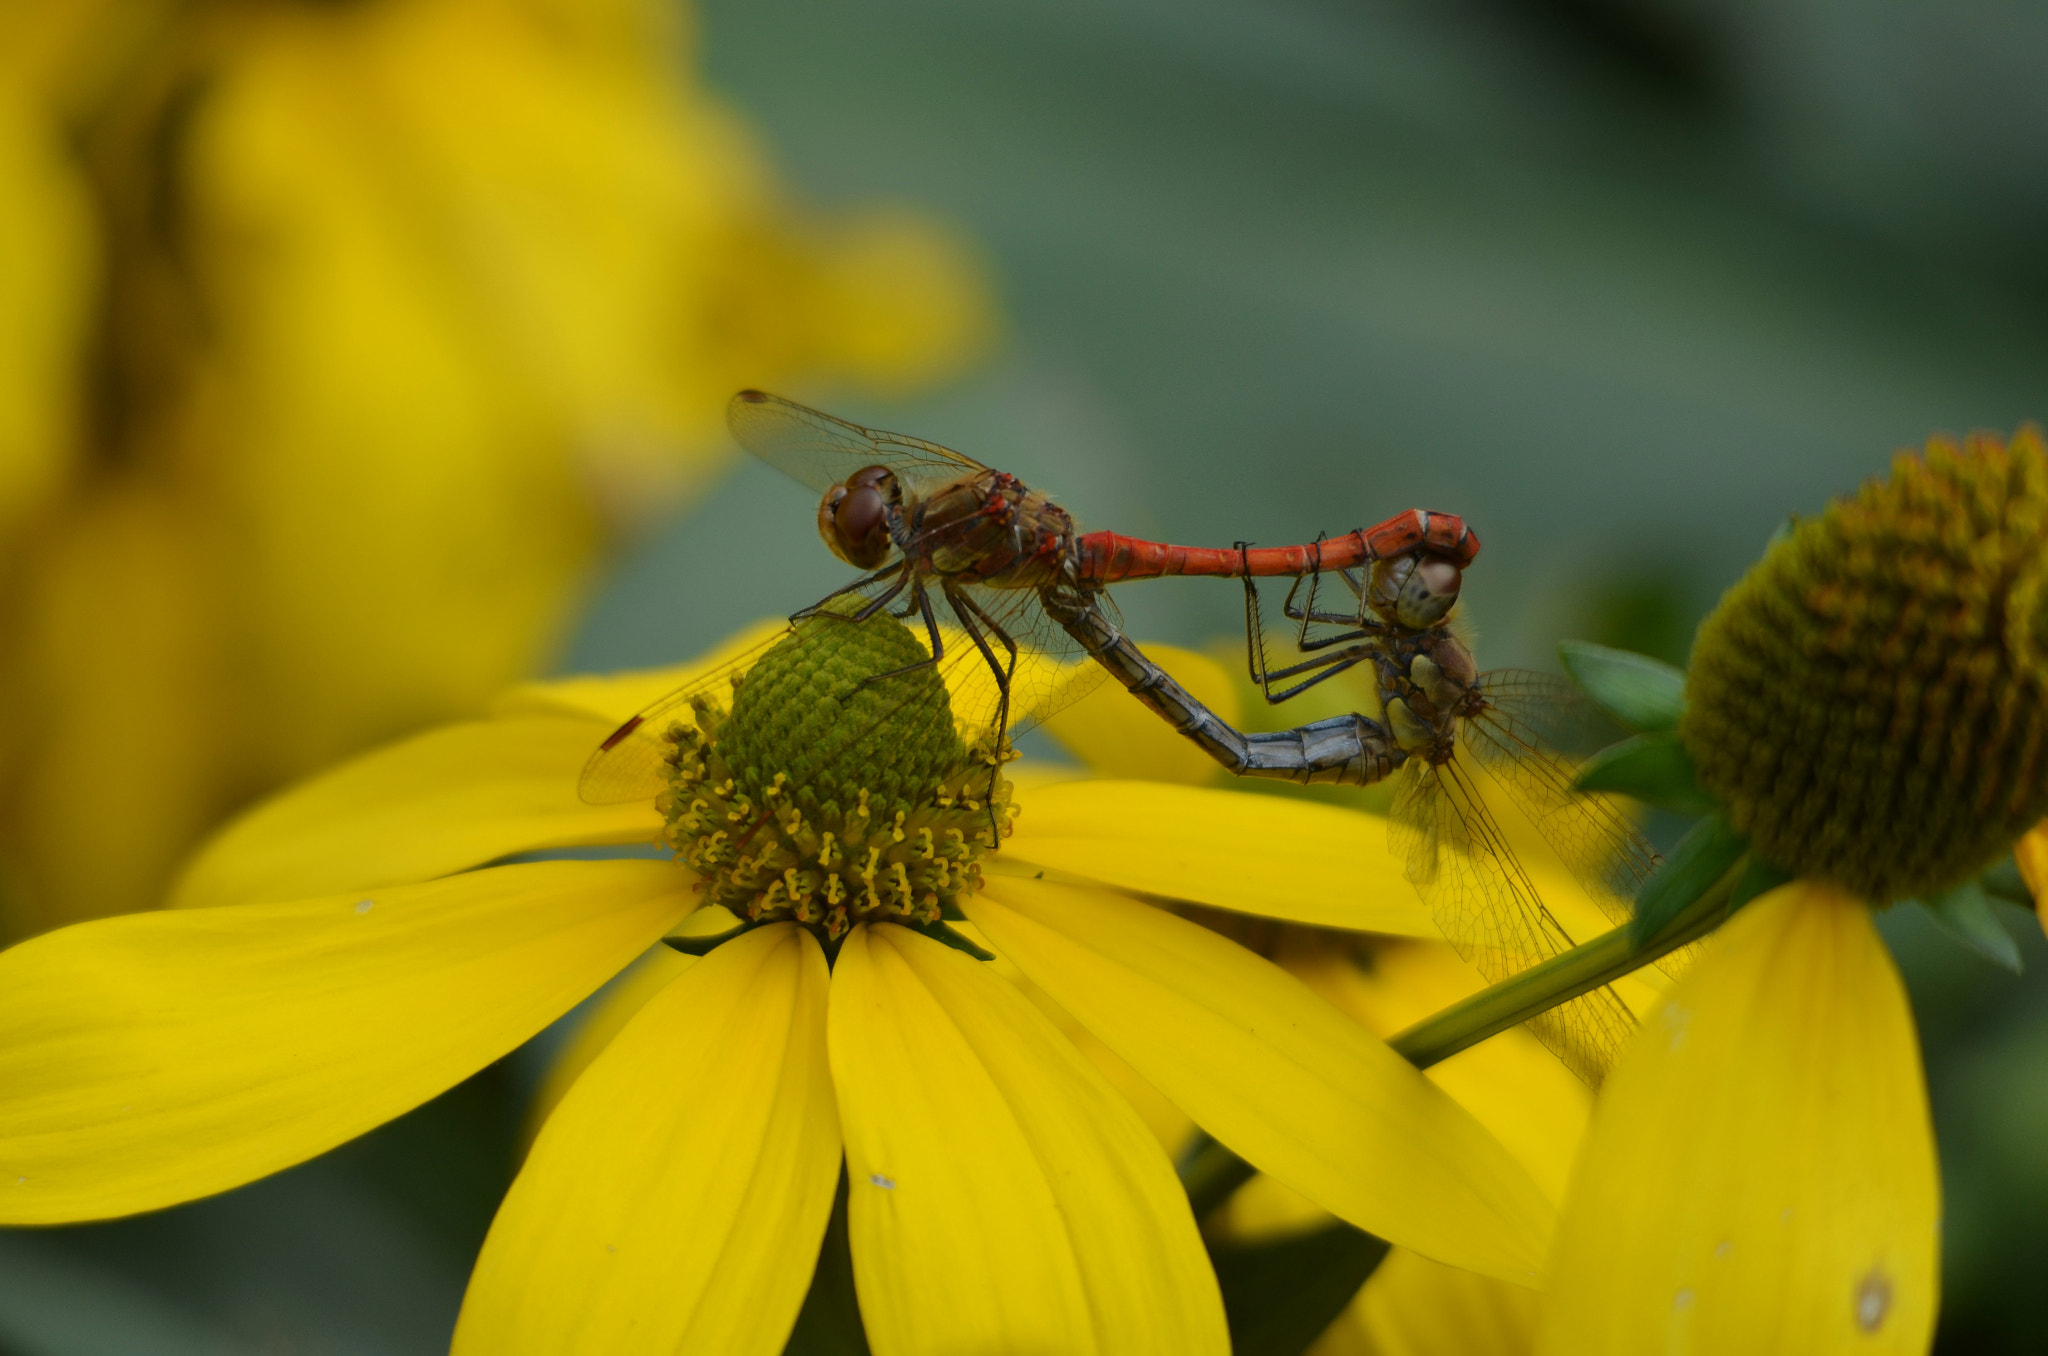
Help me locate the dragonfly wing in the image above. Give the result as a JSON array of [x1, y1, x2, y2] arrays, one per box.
[[1388, 755, 1637, 1085], [727, 391, 988, 499], [578, 629, 798, 803], [923, 580, 1110, 752], [1467, 670, 1699, 977]]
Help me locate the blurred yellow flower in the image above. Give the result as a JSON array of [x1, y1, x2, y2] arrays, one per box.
[[0, 0, 990, 937], [0, 617, 1557, 1355]]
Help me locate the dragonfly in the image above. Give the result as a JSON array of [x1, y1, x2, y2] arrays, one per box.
[[1237, 560, 1668, 1083], [580, 390, 1480, 813]]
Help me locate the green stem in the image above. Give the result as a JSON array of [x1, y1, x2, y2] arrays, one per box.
[[1387, 873, 1733, 1070]]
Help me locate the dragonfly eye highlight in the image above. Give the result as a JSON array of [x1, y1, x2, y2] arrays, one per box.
[[820, 466, 897, 569]]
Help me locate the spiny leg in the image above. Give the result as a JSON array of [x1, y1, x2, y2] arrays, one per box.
[[944, 583, 1021, 840], [846, 580, 946, 693], [1241, 539, 1380, 704], [795, 561, 911, 623]]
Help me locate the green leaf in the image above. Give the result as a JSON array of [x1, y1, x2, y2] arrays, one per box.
[[1632, 813, 1747, 944], [1557, 641, 1688, 733], [1980, 855, 2033, 906], [1211, 1221, 1389, 1356], [1917, 881, 2023, 974], [1574, 731, 1715, 814]]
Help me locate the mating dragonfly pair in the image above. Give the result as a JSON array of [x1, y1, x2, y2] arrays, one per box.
[[583, 391, 1658, 1083]]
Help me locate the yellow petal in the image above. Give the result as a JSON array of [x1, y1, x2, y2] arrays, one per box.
[[1283, 939, 1591, 1204], [2015, 821, 2047, 916], [172, 717, 659, 910], [522, 944, 696, 1149], [830, 923, 1228, 1355], [490, 620, 791, 723], [1537, 882, 1939, 1355], [0, 860, 691, 1223], [964, 877, 1554, 1284], [455, 924, 838, 1356], [1316, 1247, 1539, 1356], [1009, 781, 1436, 936], [1041, 643, 1241, 784]]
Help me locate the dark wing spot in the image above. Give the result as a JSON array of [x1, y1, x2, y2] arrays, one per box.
[[599, 714, 645, 751]]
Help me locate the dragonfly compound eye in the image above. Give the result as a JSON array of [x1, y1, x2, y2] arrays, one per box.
[[820, 466, 896, 569], [1395, 557, 1462, 628], [1367, 554, 1462, 628]]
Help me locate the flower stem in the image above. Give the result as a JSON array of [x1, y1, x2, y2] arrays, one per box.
[[1388, 869, 1735, 1070]]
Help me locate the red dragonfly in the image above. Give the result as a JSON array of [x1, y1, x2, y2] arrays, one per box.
[[584, 391, 1657, 1080], [580, 390, 1478, 807]]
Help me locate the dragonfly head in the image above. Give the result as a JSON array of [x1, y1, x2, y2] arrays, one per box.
[[1367, 553, 1463, 629], [819, 465, 901, 569]]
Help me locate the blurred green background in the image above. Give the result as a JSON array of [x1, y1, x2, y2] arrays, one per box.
[[6, 0, 2047, 1351]]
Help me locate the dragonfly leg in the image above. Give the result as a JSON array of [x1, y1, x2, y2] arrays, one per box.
[[1249, 646, 1377, 705], [1281, 562, 1370, 632], [845, 581, 946, 694], [786, 561, 909, 626], [1241, 539, 1383, 705], [942, 583, 1021, 839], [942, 584, 1020, 723]]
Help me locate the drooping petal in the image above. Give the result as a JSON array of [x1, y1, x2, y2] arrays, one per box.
[[0, 860, 691, 1223], [1008, 781, 1436, 936], [1041, 643, 1241, 785], [454, 924, 838, 1356], [964, 877, 1554, 1285], [171, 717, 660, 910], [830, 923, 1228, 1356], [1537, 882, 1939, 1355]]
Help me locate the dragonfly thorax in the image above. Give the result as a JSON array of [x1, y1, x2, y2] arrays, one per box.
[[1378, 628, 1481, 765], [913, 470, 1077, 589]]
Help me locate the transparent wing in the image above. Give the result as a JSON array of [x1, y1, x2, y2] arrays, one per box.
[[1470, 669, 1692, 977], [727, 390, 989, 499], [1388, 755, 1637, 1085], [1467, 670, 1659, 928], [1474, 669, 1632, 760], [908, 575, 1113, 751], [578, 628, 797, 804], [579, 579, 1109, 808]]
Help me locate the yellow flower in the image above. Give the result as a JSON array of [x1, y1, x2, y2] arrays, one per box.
[[0, 617, 1555, 1354], [0, 0, 990, 936], [1538, 428, 2048, 1353]]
